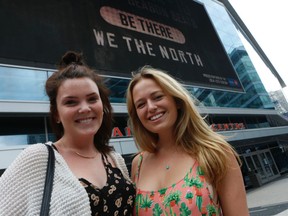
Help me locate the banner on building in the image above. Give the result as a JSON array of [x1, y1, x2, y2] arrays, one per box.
[[0, 0, 244, 92]]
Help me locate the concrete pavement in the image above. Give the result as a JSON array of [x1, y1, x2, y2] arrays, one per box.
[[276, 209, 288, 216], [247, 173, 288, 215]]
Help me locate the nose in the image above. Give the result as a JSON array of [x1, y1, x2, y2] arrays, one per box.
[[78, 102, 91, 113], [147, 100, 157, 112]]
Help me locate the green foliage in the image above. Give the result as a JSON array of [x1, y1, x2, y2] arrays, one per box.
[[183, 175, 203, 188], [185, 191, 194, 199], [180, 202, 192, 216], [197, 166, 205, 176], [152, 203, 163, 216], [140, 194, 153, 210], [196, 196, 203, 212], [207, 204, 217, 216], [158, 187, 168, 195], [164, 191, 182, 207]]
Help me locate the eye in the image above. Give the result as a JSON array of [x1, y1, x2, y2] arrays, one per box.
[[154, 94, 164, 101], [64, 100, 78, 106], [136, 102, 145, 109], [88, 96, 98, 103]]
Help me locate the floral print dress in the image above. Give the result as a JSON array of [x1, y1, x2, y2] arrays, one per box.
[[134, 153, 222, 216], [80, 154, 135, 215]]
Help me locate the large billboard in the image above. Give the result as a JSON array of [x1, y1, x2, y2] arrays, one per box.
[[0, 0, 244, 92]]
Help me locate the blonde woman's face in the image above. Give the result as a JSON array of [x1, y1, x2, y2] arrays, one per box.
[[132, 78, 178, 136]]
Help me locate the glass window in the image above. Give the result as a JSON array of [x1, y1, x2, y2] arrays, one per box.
[[0, 66, 48, 101], [245, 117, 259, 129], [103, 77, 130, 103]]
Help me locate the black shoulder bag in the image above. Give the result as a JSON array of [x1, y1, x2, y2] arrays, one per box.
[[40, 144, 55, 216]]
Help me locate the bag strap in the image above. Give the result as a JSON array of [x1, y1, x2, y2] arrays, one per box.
[[40, 144, 55, 216]]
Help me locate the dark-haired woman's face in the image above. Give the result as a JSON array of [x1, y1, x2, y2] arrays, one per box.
[[56, 77, 104, 137]]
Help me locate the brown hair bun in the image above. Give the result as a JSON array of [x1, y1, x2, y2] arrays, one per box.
[[58, 51, 85, 69]]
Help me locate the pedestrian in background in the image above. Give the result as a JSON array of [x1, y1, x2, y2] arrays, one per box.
[[126, 65, 249, 215], [0, 51, 135, 215]]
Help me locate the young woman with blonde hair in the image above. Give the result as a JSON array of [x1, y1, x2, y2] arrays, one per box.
[[126, 65, 249, 215]]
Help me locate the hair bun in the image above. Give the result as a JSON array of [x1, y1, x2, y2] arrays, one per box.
[[59, 51, 85, 68]]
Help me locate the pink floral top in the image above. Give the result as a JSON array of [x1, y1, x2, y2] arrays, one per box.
[[134, 153, 222, 216]]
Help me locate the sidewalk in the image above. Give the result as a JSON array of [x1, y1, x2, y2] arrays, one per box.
[[276, 209, 288, 216], [247, 174, 288, 215]]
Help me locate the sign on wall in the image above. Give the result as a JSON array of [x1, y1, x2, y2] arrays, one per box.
[[0, 0, 244, 92]]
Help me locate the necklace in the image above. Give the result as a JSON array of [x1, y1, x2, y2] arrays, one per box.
[[163, 150, 178, 171], [60, 142, 97, 159], [161, 154, 175, 171], [74, 151, 97, 159]]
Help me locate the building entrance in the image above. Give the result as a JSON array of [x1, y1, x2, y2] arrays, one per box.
[[242, 149, 280, 187]]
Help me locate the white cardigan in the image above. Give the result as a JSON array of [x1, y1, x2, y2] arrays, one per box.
[[0, 143, 131, 216]]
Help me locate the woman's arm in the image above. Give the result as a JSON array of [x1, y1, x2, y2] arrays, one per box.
[[0, 144, 48, 215], [217, 152, 250, 216]]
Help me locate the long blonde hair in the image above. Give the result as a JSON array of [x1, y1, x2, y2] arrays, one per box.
[[126, 65, 240, 188]]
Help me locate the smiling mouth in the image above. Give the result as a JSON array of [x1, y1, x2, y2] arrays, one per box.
[[150, 113, 163, 121], [76, 117, 95, 123]]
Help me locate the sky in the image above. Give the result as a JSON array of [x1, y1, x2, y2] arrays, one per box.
[[228, 0, 288, 100]]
